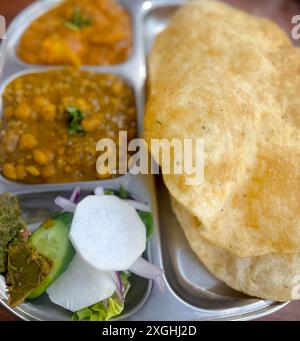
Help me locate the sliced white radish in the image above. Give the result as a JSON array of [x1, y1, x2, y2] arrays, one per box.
[[47, 255, 115, 312], [69, 195, 146, 271], [94, 187, 105, 196]]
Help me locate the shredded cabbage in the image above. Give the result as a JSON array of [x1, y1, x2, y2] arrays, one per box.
[[72, 273, 130, 321]]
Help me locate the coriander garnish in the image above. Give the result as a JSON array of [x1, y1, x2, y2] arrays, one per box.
[[66, 106, 85, 136], [65, 6, 92, 31]]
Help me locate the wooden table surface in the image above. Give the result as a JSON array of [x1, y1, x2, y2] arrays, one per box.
[[0, 0, 300, 322]]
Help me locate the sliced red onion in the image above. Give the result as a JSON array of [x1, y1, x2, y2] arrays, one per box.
[[129, 257, 164, 290], [69, 187, 81, 204], [109, 272, 125, 302], [55, 196, 77, 213], [94, 187, 105, 196], [116, 272, 125, 294], [124, 200, 151, 213]]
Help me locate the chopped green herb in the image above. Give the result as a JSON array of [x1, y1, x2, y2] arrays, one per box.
[[66, 106, 85, 136], [65, 6, 92, 31], [138, 211, 154, 241], [119, 186, 128, 200], [103, 189, 114, 195], [103, 186, 128, 199]]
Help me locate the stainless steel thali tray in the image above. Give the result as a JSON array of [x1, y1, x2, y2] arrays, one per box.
[[0, 0, 288, 321]]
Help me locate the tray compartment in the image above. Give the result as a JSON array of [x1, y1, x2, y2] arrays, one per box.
[[0, 177, 153, 321], [0, 66, 139, 186], [5, 0, 137, 71]]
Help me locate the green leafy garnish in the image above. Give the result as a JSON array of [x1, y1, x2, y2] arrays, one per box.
[[138, 211, 154, 241], [72, 273, 131, 321], [66, 106, 85, 136], [119, 186, 128, 200], [72, 296, 124, 321], [103, 189, 115, 196], [65, 6, 92, 31], [103, 186, 127, 199], [120, 272, 131, 291]]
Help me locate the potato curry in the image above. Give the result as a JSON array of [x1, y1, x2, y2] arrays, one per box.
[[18, 0, 132, 66], [0, 69, 136, 184]]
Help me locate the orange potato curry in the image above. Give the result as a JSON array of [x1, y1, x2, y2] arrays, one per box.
[[18, 0, 132, 66], [0, 69, 136, 184]]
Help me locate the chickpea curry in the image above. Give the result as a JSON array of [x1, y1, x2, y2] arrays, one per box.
[[0, 69, 137, 184], [18, 0, 132, 66]]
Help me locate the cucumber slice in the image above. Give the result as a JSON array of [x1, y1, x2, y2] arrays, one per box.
[[27, 212, 75, 299]]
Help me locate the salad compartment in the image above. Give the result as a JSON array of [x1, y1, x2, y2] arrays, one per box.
[[0, 177, 153, 320]]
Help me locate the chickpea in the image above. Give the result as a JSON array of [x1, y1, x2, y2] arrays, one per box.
[[75, 98, 90, 112], [3, 163, 17, 180], [65, 165, 72, 173], [14, 80, 23, 91], [56, 158, 66, 170], [61, 96, 74, 107], [15, 103, 31, 119], [112, 81, 124, 95], [40, 104, 57, 121], [33, 149, 49, 166], [19, 134, 38, 150], [41, 164, 56, 179], [82, 115, 101, 132], [26, 166, 40, 177], [16, 165, 27, 180], [33, 96, 50, 107]]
